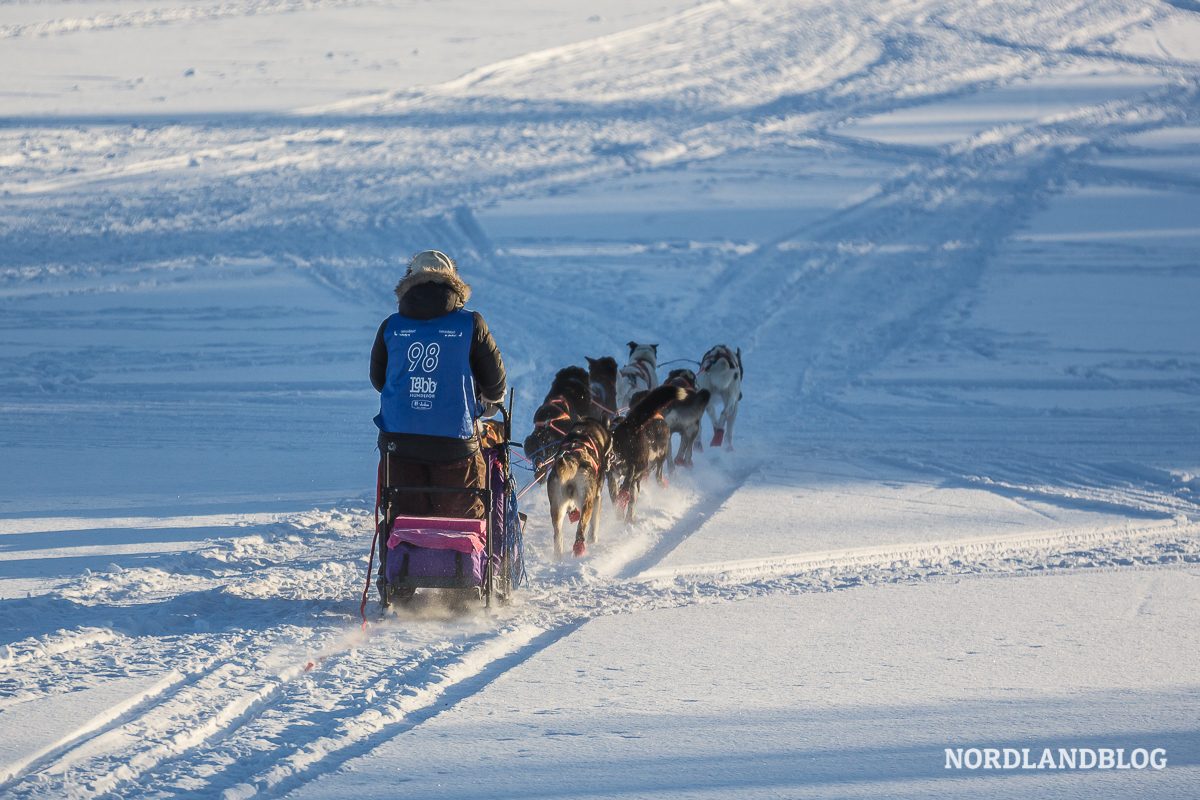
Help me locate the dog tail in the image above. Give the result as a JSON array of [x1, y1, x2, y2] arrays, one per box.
[[552, 453, 579, 484], [623, 385, 687, 429]]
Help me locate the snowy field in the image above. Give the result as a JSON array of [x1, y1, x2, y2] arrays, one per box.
[[2, 0, 1200, 798]]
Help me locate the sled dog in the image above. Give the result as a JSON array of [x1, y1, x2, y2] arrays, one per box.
[[661, 369, 711, 471], [547, 418, 611, 559], [610, 385, 686, 523], [524, 366, 591, 482], [616, 342, 659, 413], [585, 355, 619, 425], [696, 345, 742, 449]]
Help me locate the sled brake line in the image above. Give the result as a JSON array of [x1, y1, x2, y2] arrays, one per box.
[[359, 459, 382, 630]]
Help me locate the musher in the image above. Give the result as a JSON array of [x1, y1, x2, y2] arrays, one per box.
[[370, 250, 506, 605]]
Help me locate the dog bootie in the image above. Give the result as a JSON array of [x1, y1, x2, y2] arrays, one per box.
[[674, 454, 689, 468], [573, 541, 586, 557], [711, 429, 724, 447], [568, 509, 581, 523]]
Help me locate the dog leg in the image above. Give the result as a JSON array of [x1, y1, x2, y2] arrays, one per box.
[[616, 474, 634, 524], [703, 396, 721, 442], [666, 433, 676, 476], [625, 477, 640, 523], [723, 402, 738, 450], [575, 494, 595, 555], [550, 498, 564, 560], [676, 428, 695, 468], [587, 485, 602, 544], [607, 468, 620, 506], [629, 479, 640, 523]]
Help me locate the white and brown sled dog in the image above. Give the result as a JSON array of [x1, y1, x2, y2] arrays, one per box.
[[697, 345, 742, 449], [616, 342, 659, 413], [548, 418, 611, 558], [661, 369, 711, 472], [610, 385, 686, 523]]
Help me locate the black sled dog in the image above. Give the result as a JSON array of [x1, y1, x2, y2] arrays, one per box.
[[547, 418, 611, 558], [524, 366, 591, 482], [610, 385, 686, 523], [585, 355, 619, 425], [661, 369, 711, 472]]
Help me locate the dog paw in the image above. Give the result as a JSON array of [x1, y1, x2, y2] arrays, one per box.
[[572, 541, 586, 557], [711, 429, 724, 447], [568, 509, 581, 523]]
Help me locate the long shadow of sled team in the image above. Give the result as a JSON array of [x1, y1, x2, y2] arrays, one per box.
[[524, 341, 743, 559]]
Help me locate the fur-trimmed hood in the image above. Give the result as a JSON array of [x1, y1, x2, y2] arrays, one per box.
[[393, 250, 472, 308], [393, 268, 472, 308]]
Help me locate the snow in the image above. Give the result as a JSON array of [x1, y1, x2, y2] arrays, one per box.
[[0, 0, 701, 116], [645, 457, 1174, 576], [2, 0, 1200, 797], [291, 570, 1200, 800]]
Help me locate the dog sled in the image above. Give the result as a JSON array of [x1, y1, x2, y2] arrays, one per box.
[[369, 399, 526, 611]]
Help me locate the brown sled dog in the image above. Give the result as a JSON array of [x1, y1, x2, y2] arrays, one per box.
[[524, 366, 590, 482], [661, 369, 711, 473], [548, 418, 611, 558], [610, 385, 686, 523]]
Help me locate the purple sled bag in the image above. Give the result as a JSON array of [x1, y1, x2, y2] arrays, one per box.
[[384, 515, 488, 588]]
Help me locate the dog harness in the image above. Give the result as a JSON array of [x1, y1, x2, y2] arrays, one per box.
[[698, 345, 738, 376], [533, 395, 573, 436], [557, 435, 602, 475], [619, 357, 656, 389]]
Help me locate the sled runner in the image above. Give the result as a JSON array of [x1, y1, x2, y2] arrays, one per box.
[[371, 399, 526, 610]]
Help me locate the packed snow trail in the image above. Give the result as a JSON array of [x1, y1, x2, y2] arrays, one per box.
[[2, 490, 1197, 799]]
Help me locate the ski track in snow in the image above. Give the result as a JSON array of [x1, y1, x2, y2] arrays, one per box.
[[3, 0, 1200, 795]]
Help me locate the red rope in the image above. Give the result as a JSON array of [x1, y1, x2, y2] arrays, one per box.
[[360, 458, 382, 629], [590, 397, 617, 415], [515, 473, 544, 501]]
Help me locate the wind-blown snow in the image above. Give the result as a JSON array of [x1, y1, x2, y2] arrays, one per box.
[[2, 0, 1199, 797]]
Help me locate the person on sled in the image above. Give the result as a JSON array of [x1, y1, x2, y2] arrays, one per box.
[[370, 250, 506, 605]]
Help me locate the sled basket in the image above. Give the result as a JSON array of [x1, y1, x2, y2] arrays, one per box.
[[373, 396, 525, 607]]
